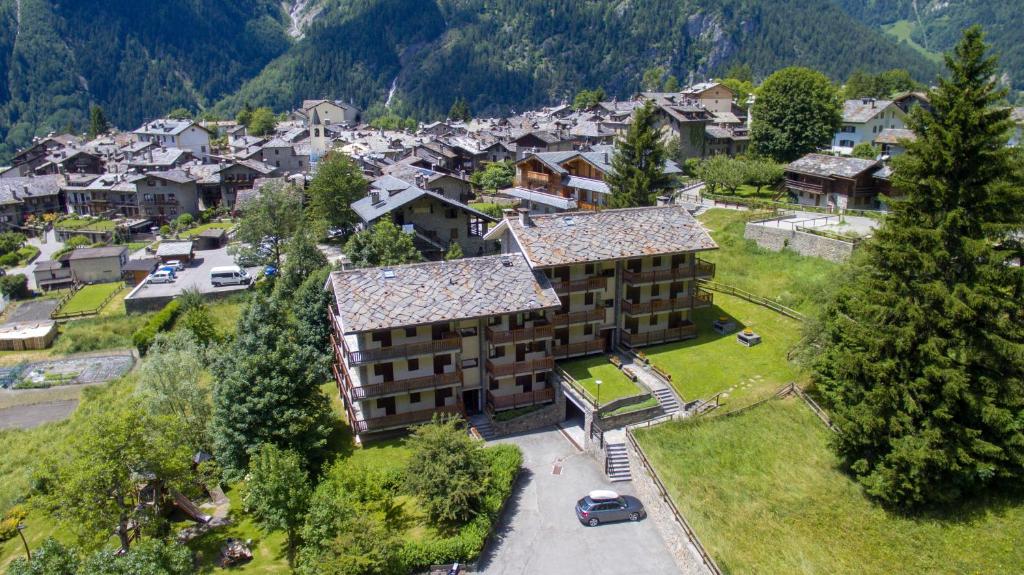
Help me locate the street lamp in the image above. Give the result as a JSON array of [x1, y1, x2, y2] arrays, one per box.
[[595, 379, 602, 407], [16, 523, 30, 561]]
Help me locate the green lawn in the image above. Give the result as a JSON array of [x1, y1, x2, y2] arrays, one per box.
[[634, 398, 1024, 574], [179, 222, 235, 239], [56, 282, 123, 316], [15, 245, 40, 266], [558, 355, 646, 405], [186, 485, 288, 574], [643, 293, 803, 406], [882, 20, 943, 64], [54, 218, 116, 232], [699, 209, 840, 315]]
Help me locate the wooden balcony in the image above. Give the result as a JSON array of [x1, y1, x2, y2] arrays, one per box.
[[525, 170, 553, 185], [486, 323, 554, 344], [351, 401, 464, 434], [551, 306, 606, 326], [620, 290, 714, 315], [349, 370, 462, 402], [620, 324, 698, 348], [578, 200, 601, 211], [550, 276, 607, 293], [486, 387, 556, 412], [622, 259, 715, 284], [552, 339, 604, 358], [486, 357, 555, 379], [785, 178, 824, 194], [346, 335, 461, 365]]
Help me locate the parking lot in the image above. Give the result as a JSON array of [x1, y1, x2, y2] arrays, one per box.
[[127, 246, 260, 299], [478, 427, 679, 575]]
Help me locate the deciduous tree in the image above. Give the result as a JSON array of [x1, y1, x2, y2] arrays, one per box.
[[405, 417, 487, 525], [244, 444, 311, 566], [343, 221, 422, 268], [752, 67, 842, 162], [277, 227, 328, 296], [306, 152, 367, 235], [235, 181, 303, 267], [136, 331, 212, 453]]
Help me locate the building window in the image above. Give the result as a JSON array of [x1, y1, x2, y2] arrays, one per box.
[[653, 256, 662, 267], [583, 324, 593, 336], [409, 392, 421, 403], [408, 358, 419, 371], [651, 314, 659, 326], [651, 284, 660, 297], [489, 378, 500, 390], [405, 327, 417, 337], [584, 292, 595, 306], [841, 126, 856, 133], [489, 345, 506, 359], [839, 140, 856, 148], [584, 263, 595, 275], [445, 208, 458, 219]]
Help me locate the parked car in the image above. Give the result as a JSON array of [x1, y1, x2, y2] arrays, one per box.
[[148, 270, 175, 284], [157, 266, 177, 278], [164, 260, 185, 271], [575, 490, 645, 527], [210, 265, 251, 287]]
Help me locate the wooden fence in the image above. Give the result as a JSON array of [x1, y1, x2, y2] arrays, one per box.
[[51, 282, 124, 320], [698, 280, 806, 322]]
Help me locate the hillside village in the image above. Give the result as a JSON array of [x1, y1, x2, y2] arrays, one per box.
[[0, 26, 1021, 575]]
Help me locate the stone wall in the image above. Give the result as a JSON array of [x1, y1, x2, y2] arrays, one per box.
[[488, 384, 566, 437], [626, 434, 714, 575], [744, 222, 856, 263], [599, 404, 666, 429]]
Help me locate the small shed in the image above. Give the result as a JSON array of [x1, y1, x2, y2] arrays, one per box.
[[156, 241, 195, 263], [0, 321, 58, 351], [194, 228, 227, 250], [122, 258, 160, 286]]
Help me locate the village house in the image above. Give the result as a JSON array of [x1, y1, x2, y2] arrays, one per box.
[[33, 245, 129, 290], [641, 93, 714, 158], [784, 153, 886, 210], [0, 175, 65, 231], [831, 98, 907, 155], [352, 175, 497, 258], [681, 82, 736, 114], [873, 128, 916, 157], [133, 119, 213, 161], [303, 99, 362, 158], [328, 254, 562, 440], [512, 130, 573, 160], [1, 135, 81, 178]]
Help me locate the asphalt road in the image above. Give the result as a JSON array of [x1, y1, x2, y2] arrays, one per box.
[[126, 246, 259, 299], [478, 427, 679, 575]]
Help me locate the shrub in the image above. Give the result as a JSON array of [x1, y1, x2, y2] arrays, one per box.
[[0, 252, 19, 266], [0, 504, 28, 541], [132, 300, 182, 354], [159, 224, 171, 236], [175, 213, 194, 229], [0, 274, 29, 299]]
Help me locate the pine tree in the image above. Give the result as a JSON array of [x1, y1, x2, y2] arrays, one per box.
[[810, 27, 1024, 508], [292, 267, 334, 384], [448, 97, 471, 122], [211, 295, 332, 477], [606, 101, 672, 207], [88, 105, 109, 138]]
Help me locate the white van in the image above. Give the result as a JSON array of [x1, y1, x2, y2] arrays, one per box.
[[210, 266, 251, 287]]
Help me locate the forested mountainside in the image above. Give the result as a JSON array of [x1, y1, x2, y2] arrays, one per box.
[[836, 0, 1024, 94], [0, 0, 943, 162]]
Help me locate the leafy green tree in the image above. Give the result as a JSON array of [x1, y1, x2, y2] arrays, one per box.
[[744, 158, 786, 196], [809, 27, 1024, 508], [306, 152, 366, 235], [6, 538, 79, 575], [696, 155, 745, 194], [469, 161, 514, 192], [642, 66, 667, 91], [277, 227, 329, 296], [0, 232, 26, 256], [850, 142, 881, 159], [211, 294, 332, 477], [173, 213, 193, 229], [40, 399, 193, 551], [445, 242, 464, 261], [0, 274, 29, 300], [343, 221, 422, 268], [244, 444, 311, 566], [843, 68, 922, 99], [88, 106, 109, 139], [166, 107, 192, 120], [136, 331, 212, 453], [606, 101, 672, 207], [405, 416, 487, 525], [247, 107, 278, 136], [292, 267, 334, 384], [236, 181, 304, 267], [720, 77, 755, 111], [235, 103, 254, 128], [752, 67, 842, 162], [572, 88, 605, 110], [448, 97, 472, 121], [79, 539, 193, 575]]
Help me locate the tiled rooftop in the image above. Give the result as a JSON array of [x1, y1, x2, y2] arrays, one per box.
[[492, 205, 717, 267], [329, 254, 560, 333], [787, 154, 880, 179]]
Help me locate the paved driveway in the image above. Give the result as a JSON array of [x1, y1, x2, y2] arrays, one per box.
[[478, 427, 678, 575], [127, 246, 259, 298], [10, 229, 64, 290]]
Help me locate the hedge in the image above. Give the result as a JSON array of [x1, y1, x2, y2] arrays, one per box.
[[399, 444, 523, 571], [132, 300, 182, 354]]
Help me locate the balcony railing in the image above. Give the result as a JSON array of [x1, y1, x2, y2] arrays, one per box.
[[525, 170, 553, 184], [486, 387, 556, 412], [550, 276, 607, 293], [351, 401, 464, 434], [486, 323, 554, 344], [620, 290, 714, 315], [578, 200, 601, 212], [486, 357, 555, 379], [346, 335, 461, 365], [347, 369, 463, 402], [551, 306, 606, 326], [622, 260, 715, 284], [785, 178, 824, 194], [552, 339, 604, 358], [620, 324, 698, 348]]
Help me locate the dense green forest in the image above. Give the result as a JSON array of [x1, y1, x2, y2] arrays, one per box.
[[836, 0, 1024, 96], [0, 0, 957, 163]]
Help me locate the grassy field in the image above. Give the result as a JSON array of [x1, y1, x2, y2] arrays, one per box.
[[699, 209, 840, 315], [883, 20, 943, 64], [558, 355, 645, 405], [54, 218, 115, 232], [56, 282, 123, 315], [179, 221, 235, 239], [634, 398, 1024, 574], [643, 293, 802, 405]]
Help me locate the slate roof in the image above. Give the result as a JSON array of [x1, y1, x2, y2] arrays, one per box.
[[134, 119, 205, 137], [66, 246, 127, 261], [503, 187, 578, 210], [329, 253, 560, 333], [842, 99, 896, 123], [155, 241, 194, 257], [352, 177, 494, 224], [874, 128, 916, 145], [122, 258, 159, 272], [787, 154, 880, 179], [487, 205, 717, 267], [0, 175, 62, 205], [564, 175, 610, 195]]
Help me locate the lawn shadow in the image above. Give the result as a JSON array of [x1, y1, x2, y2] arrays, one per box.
[[189, 524, 263, 573], [473, 466, 534, 571], [877, 484, 1024, 527]]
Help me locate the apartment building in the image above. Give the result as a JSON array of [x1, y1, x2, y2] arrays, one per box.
[[328, 254, 561, 440], [831, 98, 906, 155]]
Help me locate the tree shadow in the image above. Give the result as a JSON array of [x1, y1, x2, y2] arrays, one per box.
[[473, 467, 534, 571]]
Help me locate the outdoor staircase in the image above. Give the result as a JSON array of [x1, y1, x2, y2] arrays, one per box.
[[652, 387, 681, 414], [468, 414, 497, 441], [605, 443, 632, 482]]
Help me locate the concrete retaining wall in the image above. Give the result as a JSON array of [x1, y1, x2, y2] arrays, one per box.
[[489, 386, 566, 436], [599, 404, 666, 429], [744, 222, 856, 263]]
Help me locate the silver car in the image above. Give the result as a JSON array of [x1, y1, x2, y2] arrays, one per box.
[[575, 490, 646, 526]]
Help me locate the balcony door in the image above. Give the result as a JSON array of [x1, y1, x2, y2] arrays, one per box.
[[433, 354, 451, 375]]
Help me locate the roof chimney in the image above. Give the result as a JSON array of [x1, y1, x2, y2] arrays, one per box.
[[370, 190, 381, 204], [656, 195, 671, 206], [517, 207, 532, 227]]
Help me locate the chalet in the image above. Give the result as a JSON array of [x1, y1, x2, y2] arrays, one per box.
[[0, 175, 65, 231], [133, 119, 213, 161], [33, 245, 129, 290], [873, 128, 916, 156], [3, 135, 81, 178], [681, 82, 736, 114], [784, 154, 885, 211], [512, 131, 572, 160], [352, 176, 497, 258], [831, 98, 906, 155], [33, 148, 104, 176]]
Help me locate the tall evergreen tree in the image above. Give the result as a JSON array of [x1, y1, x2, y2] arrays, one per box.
[[809, 27, 1024, 508], [751, 67, 842, 162], [211, 295, 332, 477], [606, 101, 672, 207], [87, 105, 109, 138]]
